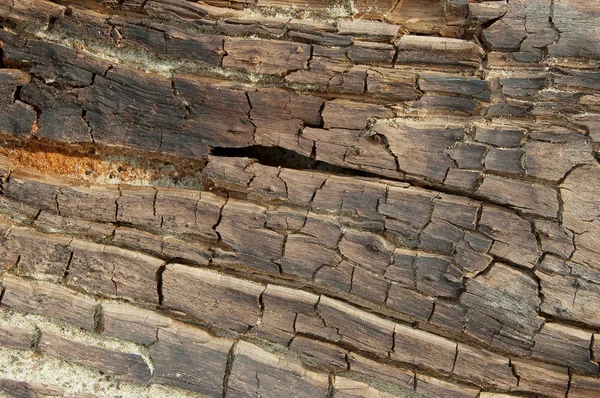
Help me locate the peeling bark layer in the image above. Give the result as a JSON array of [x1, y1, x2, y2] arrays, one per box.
[[0, 0, 599, 397]]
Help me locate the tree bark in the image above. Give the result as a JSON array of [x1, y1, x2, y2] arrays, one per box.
[[0, 0, 599, 397]]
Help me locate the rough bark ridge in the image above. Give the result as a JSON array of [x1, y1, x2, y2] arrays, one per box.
[[0, 0, 599, 397]]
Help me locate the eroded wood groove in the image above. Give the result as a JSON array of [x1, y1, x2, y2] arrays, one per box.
[[0, 0, 599, 397]]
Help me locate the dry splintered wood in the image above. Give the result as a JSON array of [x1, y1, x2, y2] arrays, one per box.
[[0, 0, 600, 397]]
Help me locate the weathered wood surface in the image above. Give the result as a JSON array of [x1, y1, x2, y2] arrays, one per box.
[[0, 0, 599, 397]]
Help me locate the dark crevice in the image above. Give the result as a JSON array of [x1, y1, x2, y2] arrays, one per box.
[[81, 108, 95, 144], [326, 373, 335, 398], [315, 99, 326, 129], [426, 301, 436, 323], [255, 372, 261, 397], [275, 235, 285, 275], [115, 186, 121, 223], [508, 358, 521, 386], [48, 16, 59, 31], [156, 264, 166, 306], [390, 326, 396, 358], [211, 145, 386, 178], [33, 209, 43, 222], [451, 343, 459, 373], [412, 368, 417, 392], [257, 285, 267, 327], [549, 0, 562, 41], [62, 249, 74, 281], [110, 264, 119, 296], [12, 84, 23, 105], [222, 341, 238, 398], [13, 255, 21, 274], [210, 193, 228, 245], [54, 193, 62, 216], [306, 42, 314, 72], [391, 46, 399, 68], [244, 92, 257, 142], [589, 333, 596, 363], [565, 368, 572, 398], [309, 141, 317, 160]]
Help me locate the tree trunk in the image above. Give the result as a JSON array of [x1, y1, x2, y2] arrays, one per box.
[[0, 0, 599, 396]]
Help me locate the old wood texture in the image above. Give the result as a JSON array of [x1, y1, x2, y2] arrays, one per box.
[[0, 0, 599, 397]]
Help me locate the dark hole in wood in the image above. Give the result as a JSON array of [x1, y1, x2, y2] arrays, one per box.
[[211, 145, 380, 178]]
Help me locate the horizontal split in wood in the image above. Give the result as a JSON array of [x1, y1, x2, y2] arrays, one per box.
[[1, 0, 600, 396]]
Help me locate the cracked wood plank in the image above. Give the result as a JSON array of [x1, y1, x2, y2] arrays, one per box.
[[1, 275, 97, 330], [0, 0, 600, 396], [227, 341, 329, 398], [38, 330, 151, 384]]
